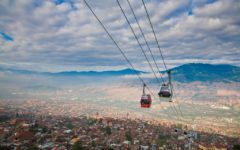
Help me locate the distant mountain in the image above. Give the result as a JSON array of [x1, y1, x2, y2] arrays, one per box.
[[0, 67, 144, 76], [0, 63, 239, 82], [170, 63, 240, 82], [0, 67, 36, 75], [56, 68, 145, 76]]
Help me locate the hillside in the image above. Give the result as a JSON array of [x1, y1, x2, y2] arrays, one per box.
[[170, 63, 240, 82], [0, 63, 239, 82]]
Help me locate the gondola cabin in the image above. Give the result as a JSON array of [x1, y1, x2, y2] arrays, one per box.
[[158, 84, 172, 98], [140, 94, 152, 108], [140, 84, 151, 108], [158, 70, 173, 102]]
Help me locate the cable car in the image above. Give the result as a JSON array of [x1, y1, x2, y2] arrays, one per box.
[[158, 70, 173, 102], [140, 84, 152, 108], [158, 83, 172, 98]]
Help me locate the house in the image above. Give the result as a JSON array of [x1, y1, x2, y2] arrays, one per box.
[[70, 137, 80, 145], [198, 144, 227, 150], [11, 131, 34, 142]]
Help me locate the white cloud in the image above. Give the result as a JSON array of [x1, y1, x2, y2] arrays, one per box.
[[0, 0, 239, 72]]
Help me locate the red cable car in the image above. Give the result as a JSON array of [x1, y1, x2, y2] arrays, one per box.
[[140, 84, 152, 108]]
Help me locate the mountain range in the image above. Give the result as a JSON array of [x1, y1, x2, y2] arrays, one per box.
[[170, 63, 240, 82], [0, 67, 144, 76], [0, 63, 239, 82]]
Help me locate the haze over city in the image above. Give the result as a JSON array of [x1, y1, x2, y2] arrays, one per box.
[[0, 0, 240, 149]]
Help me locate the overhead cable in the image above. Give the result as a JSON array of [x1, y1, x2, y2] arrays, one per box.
[[117, 0, 162, 84], [83, 0, 157, 99]]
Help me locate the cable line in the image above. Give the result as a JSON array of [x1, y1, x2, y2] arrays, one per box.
[[170, 102, 181, 120], [116, 0, 162, 84], [172, 86, 184, 117], [141, 0, 185, 121], [82, 0, 156, 100], [125, 0, 183, 122], [126, 0, 165, 84], [141, 0, 168, 71], [84, 0, 181, 123]]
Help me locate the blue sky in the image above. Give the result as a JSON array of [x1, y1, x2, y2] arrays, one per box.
[[0, 0, 240, 72], [0, 32, 13, 41]]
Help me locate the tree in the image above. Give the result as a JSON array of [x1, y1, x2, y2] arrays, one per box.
[[28, 145, 39, 150], [42, 126, 48, 133], [66, 122, 74, 129], [233, 145, 240, 150], [105, 126, 112, 135], [72, 141, 85, 150], [88, 118, 97, 125], [91, 141, 96, 147], [29, 123, 39, 134], [125, 130, 132, 142]]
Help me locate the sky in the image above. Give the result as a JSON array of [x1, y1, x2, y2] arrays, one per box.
[[0, 0, 240, 72]]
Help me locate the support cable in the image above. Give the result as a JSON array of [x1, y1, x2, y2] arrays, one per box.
[[116, 0, 162, 84], [126, 0, 165, 84], [141, 0, 168, 71], [83, 0, 157, 100], [141, 0, 185, 120]]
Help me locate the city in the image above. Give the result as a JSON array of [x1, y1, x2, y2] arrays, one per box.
[[0, 99, 239, 150]]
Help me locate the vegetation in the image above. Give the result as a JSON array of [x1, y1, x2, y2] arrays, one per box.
[[105, 126, 112, 135], [0, 115, 10, 123], [173, 123, 183, 129], [72, 141, 85, 150], [29, 123, 39, 134], [233, 145, 240, 150], [157, 134, 168, 146], [125, 130, 132, 142], [91, 141, 96, 147], [42, 126, 48, 133], [28, 145, 39, 150], [88, 118, 98, 125], [66, 122, 74, 129]]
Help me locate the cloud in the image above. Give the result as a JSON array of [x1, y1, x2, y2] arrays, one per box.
[[0, 0, 239, 72]]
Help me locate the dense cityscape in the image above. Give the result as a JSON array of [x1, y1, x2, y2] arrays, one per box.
[[0, 99, 239, 150]]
